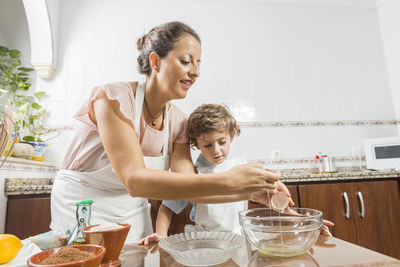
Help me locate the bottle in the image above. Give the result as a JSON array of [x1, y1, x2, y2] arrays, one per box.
[[67, 200, 93, 245], [315, 152, 324, 173]]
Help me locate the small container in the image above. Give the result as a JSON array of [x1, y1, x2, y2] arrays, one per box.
[[321, 156, 337, 173], [271, 191, 289, 211], [68, 200, 93, 245], [82, 223, 131, 267], [314, 155, 324, 173], [26, 141, 47, 161]]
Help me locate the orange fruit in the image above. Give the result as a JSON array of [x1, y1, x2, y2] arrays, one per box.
[[0, 234, 23, 264]]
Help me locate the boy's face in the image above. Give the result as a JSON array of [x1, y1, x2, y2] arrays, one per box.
[[196, 129, 233, 165]]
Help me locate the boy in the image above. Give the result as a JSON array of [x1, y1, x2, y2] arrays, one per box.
[[159, 103, 249, 235], [138, 104, 332, 252]]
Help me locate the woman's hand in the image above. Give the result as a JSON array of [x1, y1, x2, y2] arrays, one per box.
[[227, 164, 279, 193], [275, 180, 295, 208], [137, 233, 163, 254], [250, 180, 295, 208]]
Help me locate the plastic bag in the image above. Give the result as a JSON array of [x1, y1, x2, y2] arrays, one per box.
[[27, 229, 70, 250]]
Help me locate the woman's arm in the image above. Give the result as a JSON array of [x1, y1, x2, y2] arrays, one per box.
[[93, 98, 278, 200], [169, 143, 256, 203], [186, 193, 250, 203]]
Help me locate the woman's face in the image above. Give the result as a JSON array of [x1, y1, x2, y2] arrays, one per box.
[[157, 34, 201, 99]]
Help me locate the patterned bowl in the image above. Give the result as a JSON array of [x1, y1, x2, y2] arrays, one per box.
[[159, 231, 243, 266]]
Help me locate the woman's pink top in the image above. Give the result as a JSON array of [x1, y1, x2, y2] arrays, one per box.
[[61, 81, 188, 172]]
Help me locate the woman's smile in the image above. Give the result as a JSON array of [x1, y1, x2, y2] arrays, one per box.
[[180, 79, 193, 89]]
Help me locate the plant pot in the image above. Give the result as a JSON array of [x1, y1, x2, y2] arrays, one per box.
[[12, 142, 35, 159], [26, 141, 47, 161]]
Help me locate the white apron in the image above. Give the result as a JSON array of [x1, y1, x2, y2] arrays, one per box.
[[51, 79, 170, 266], [194, 157, 248, 235]]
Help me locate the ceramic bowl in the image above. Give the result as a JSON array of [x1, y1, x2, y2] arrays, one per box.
[[239, 207, 322, 258], [27, 244, 105, 267], [82, 223, 130, 267]]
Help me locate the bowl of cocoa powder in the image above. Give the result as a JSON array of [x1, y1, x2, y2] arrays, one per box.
[[27, 245, 105, 267]]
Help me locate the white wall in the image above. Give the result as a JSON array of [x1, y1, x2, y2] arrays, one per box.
[[2, 0, 398, 167], [376, 0, 400, 135], [0, 0, 30, 61], [0, 0, 36, 108]]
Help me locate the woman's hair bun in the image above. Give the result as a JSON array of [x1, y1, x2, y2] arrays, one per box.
[[137, 34, 147, 51]]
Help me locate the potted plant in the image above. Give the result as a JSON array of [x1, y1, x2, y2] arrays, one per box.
[[0, 45, 59, 161]]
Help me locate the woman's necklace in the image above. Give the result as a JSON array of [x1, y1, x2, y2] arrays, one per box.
[[143, 97, 164, 126]]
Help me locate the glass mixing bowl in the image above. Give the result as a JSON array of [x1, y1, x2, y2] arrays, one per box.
[[239, 207, 322, 258]]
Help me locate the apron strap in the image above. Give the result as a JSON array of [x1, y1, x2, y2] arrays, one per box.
[[134, 79, 146, 138], [162, 104, 169, 157]]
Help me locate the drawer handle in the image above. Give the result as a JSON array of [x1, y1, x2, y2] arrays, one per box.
[[343, 192, 350, 219], [357, 191, 365, 218]]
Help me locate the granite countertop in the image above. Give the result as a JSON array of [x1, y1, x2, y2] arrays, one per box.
[[1, 157, 58, 196], [280, 166, 400, 183], [5, 178, 53, 195], [3, 167, 400, 196]]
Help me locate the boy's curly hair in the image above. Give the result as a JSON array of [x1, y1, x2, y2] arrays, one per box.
[[187, 104, 240, 148]]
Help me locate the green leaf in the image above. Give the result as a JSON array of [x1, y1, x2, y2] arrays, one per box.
[[32, 102, 42, 109], [18, 81, 26, 88], [1, 72, 11, 78], [9, 49, 21, 58], [34, 91, 46, 99], [20, 83, 31, 91], [0, 46, 8, 53], [11, 59, 21, 67], [22, 135, 35, 142], [17, 67, 34, 72]]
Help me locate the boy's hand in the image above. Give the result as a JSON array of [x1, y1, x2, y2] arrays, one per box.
[[321, 220, 334, 236], [137, 233, 163, 254], [282, 208, 335, 237]]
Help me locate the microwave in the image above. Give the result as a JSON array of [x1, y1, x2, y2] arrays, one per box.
[[364, 136, 400, 170]]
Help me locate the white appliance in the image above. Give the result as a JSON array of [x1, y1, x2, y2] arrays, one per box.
[[364, 136, 400, 170]]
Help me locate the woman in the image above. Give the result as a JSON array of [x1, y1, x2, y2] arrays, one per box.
[[50, 21, 281, 266]]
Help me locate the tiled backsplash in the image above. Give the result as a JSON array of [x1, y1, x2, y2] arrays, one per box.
[[49, 118, 396, 168], [239, 120, 400, 128]]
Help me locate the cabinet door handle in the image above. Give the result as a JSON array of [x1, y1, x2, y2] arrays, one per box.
[[357, 191, 365, 218], [343, 192, 350, 219]]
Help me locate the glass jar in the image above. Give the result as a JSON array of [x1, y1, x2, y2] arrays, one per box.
[[67, 200, 93, 245]]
